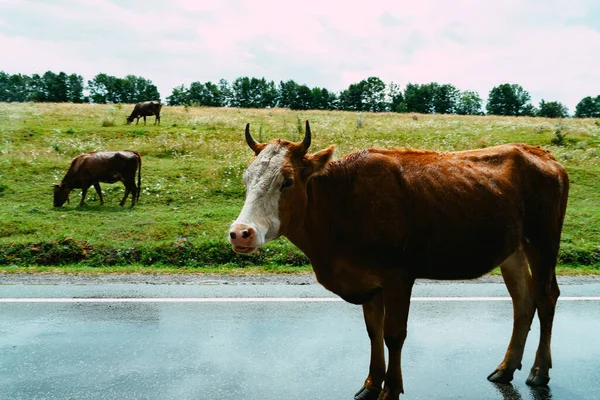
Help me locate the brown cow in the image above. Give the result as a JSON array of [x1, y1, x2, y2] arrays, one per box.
[[229, 122, 569, 399], [126, 100, 162, 125], [54, 151, 142, 207]]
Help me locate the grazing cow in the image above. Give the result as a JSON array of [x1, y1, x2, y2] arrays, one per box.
[[54, 151, 142, 207], [229, 122, 569, 399], [126, 100, 162, 125]]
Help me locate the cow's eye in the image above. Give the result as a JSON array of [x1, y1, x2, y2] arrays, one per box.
[[281, 178, 294, 191]]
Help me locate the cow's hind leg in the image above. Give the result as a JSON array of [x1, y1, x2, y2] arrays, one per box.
[[355, 292, 384, 400], [523, 241, 560, 386], [120, 182, 132, 206], [488, 247, 535, 384]]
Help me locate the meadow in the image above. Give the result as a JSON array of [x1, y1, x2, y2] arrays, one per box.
[[0, 103, 599, 274]]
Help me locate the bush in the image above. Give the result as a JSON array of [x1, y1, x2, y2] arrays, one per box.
[[101, 118, 115, 127], [551, 125, 568, 146], [0, 239, 309, 268]]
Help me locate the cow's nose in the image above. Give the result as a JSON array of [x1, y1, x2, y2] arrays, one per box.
[[229, 224, 256, 246]]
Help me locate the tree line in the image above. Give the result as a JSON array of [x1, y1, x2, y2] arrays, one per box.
[[0, 71, 159, 105], [1, 70, 599, 118]]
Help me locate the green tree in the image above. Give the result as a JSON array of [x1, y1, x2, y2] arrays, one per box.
[[230, 77, 252, 108], [218, 79, 232, 107], [42, 71, 69, 102], [277, 81, 336, 110], [338, 81, 366, 111], [87, 74, 159, 104], [294, 84, 313, 110], [486, 83, 534, 116], [538, 100, 569, 118], [28, 73, 47, 102], [0, 72, 31, 102], [311, 87, 337, 110], [404, 83, 435, 114], [574, 96, 600, 118], [455, 90, 483, 115], [433, 83, 459, 114], [388, 82, 405, 113], [277, 80, 299, 109], [186, 81, 223, 106], [361, 77, 387, 112], [256, 78, 277, 108], [0, 72, 9, 101], [88, 73, 115, 103], [166, 85, 189, 105], [230, 77, 277, 108], [67, 73, 85, 103], [338, 77, 389, 112], [123, 75, 160, 103]]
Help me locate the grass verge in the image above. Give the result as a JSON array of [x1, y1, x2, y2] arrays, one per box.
[[1, 103, 599, 274]]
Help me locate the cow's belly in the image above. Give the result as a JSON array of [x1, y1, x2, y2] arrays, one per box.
[[407, 229, 521, 280]]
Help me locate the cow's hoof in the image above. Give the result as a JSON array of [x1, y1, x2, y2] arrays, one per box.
[[526, 369, 550, 387], [487, 368, 515, 383], [376, 387, 400, 400], [354, 386, 381, 400]]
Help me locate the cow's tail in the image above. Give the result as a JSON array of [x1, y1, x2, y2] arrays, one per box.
[[136, 153, 142, 203]]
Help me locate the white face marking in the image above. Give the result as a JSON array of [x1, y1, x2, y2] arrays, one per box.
[[232, 144, 289, 246]]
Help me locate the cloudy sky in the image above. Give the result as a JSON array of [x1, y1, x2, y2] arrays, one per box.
[[1, 0, 599, 112]]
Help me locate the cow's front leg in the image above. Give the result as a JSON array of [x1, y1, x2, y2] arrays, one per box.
[[93, 183, 104, 205], [355, 292, 385, 400], [379, 274, 415, 400]]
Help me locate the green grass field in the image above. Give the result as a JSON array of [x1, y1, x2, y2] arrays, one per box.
[[1, 103, 599, 273]]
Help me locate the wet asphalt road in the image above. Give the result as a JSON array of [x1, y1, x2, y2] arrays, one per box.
[[1, 275, 599, 400]]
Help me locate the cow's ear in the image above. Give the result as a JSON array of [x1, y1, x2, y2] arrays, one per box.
[[304, 145, 335, 178], [53, 184, 60, 188]]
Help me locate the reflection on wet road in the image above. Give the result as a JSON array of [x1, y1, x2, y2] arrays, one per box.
[[1, 281, 599, 399]]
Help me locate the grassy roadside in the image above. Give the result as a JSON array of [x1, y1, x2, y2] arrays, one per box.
[[1, 103, 599, 274], [1, 265, 598, 276], [0, 264, 314, 275]]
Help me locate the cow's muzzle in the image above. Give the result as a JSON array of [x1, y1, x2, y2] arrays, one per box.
[[229, 224, 260, 254]]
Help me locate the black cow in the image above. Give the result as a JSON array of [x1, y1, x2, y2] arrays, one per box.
[[54, 151, 142, 207], [126, 101, 162, 125]]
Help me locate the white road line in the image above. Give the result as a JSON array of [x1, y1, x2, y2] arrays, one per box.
[[0, 296, 599, 303]]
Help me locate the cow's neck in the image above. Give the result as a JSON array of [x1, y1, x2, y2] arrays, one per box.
[[284, 174, 337, 262], [283, 172, 387, 298]]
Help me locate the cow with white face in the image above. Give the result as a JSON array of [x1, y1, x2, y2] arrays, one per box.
[[228, 122, 334, 255], [229, 121, 569, 399]]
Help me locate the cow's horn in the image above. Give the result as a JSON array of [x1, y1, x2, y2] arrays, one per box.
[[300, 121, 311, 153], [245, 123, 262, 154]]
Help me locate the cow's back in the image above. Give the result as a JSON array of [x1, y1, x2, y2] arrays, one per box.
[[309, 144, 568, 279]]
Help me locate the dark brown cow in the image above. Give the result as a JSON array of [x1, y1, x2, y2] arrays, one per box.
[[54, 151, 142, 207], [229, 122, 569, 399], [126, 100, 162, 125]]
